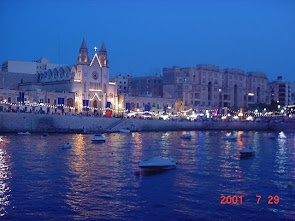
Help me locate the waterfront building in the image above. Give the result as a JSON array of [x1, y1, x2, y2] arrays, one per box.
[[128, 75, 163, 97], [269, 76, 291, 106], [0, 89, 75, 113], [247, 72, 270, 108], [163, 64, 270, 110], [0, 39, 118, 113], [291, 82, 295, 105], [114, 74, 131, 94], [118, 94, 176, 115], [1, 57, 67, 74]]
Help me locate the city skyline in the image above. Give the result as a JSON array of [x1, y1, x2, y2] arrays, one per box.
[[1, 1, 294, 81]]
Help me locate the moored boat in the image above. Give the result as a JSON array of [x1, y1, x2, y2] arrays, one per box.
[[138, 156, 176, 171], [119, 129, 131, 133], [181, 133, 191, 139], [240, 148, 255, 159], [91, 134, 106, 142], [61, 143, 72, 149], [241, 132, 249, 137], [222, 135, 237, 140], [18, 131, 31, 135]]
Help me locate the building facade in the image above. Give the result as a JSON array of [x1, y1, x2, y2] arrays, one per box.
[[269, 76, 291, 106], [163, 64, 270, 110], [128, 75, 163, 97], [1, 57, 67, 74], [114, 74, 131, 94], [0, 89, 75, 113], [118, 94, 176, 114]]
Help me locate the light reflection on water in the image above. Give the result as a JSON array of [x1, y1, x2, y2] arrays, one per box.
[[0, 131, 295, 220], [0, 136, 11, 216]]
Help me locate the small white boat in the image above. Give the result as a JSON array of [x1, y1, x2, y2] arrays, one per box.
[[61, 143, 72, 149], [279, 132, 287, 139], [119, 129, 131, 133], [241, 132, 249, 137], [0, 137, 3, 142], [138, 156, 176, 171], [240, 148, 255, 158], [91, 134, 105, 142], [222, 135, 237, 140], [18, 131, 31, 135], [181, 133, 191, 139]]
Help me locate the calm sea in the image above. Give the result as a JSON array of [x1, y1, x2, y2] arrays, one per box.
[[0, 131, 294, 220]]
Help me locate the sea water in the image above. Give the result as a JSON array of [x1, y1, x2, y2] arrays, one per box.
[[0, 131, 294, 220]]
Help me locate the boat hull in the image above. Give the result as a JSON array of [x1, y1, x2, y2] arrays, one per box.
[[139, 165, 176, 171], [240, 152, 255, 159], [91, 139, 105, 142]]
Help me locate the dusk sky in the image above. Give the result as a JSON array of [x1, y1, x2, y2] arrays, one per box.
[[1, 0, 294, 80]]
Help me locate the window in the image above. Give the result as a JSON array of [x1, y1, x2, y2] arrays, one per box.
[[8, 97, 11, 103], [16, 97, 20, 102], [48, 98, 50, 104], [0, 96, 3, 102], [54, 100, 57, 105], [40, 99, 44, 103]]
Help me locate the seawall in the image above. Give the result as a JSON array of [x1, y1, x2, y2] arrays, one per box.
[[0, 112, 294, 133]]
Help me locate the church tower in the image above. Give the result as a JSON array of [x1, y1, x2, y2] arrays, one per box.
[[77, 38, 89, 65], [98, 41, 109, 67]]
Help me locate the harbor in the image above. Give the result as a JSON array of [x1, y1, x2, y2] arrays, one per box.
[[0, 131, 294, 220]]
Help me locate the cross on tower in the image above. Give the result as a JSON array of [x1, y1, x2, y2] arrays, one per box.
[[94, 46, 98, 52]]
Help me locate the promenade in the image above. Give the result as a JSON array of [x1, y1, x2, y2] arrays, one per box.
[[1, 112, 295, 133]]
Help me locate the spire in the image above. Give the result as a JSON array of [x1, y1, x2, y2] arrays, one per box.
[[77, 38, 89, 65], [98, 41, 108, 68], [80, 37, 88, 50], [100, 41, 106, 52]]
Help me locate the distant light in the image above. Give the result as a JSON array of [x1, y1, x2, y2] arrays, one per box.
[[248, 93, 254, 96], [162, 115, 169, 120], [238, 112, 243, 117], [89, 89, 102, 92], [246, 116, 254, 121], [233, 116, 238, 119], [221, 116, 227, 120], [218, 89, 222, 92]]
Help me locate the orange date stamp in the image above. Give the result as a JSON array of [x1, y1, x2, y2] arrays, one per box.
[[220, 195, 279, 204]]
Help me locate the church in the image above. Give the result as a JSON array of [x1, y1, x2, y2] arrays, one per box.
[[0, 39, 118, 114]]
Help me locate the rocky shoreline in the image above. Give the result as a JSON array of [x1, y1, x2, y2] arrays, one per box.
[[1, 112, 294, 133]]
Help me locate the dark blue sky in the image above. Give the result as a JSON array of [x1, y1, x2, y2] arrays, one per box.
[[1, 0, 294, 80]]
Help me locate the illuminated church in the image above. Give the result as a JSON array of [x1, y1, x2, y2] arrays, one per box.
[[0, 39, 118, 113]]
